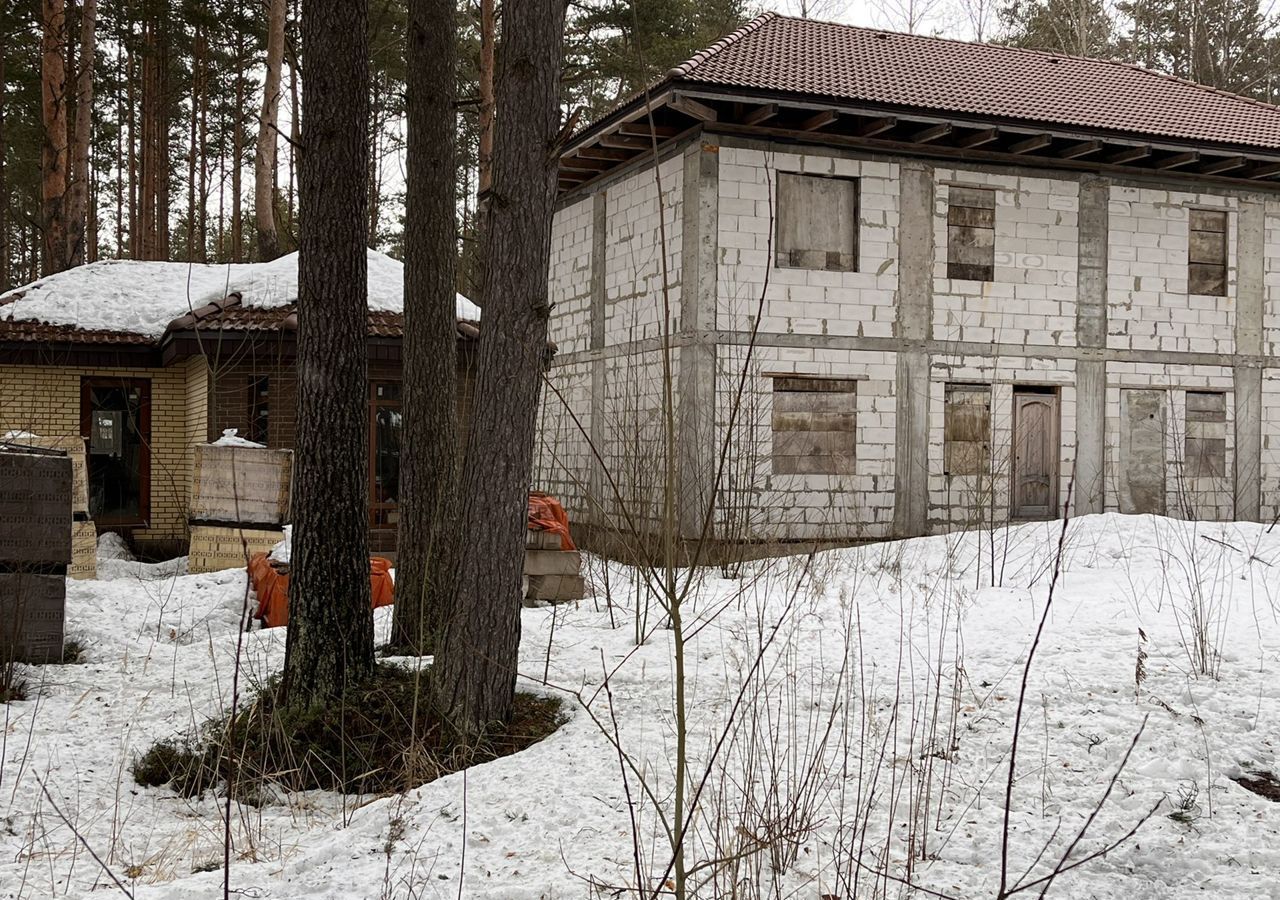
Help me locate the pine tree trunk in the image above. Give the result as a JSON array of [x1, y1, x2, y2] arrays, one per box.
[[231, 6, 245, 262], [41, 0, 69, 275], [255, 0, 286, 260], [432, 0, 565, 734], [478, 0, 495, 195], [393, 0, 459, 654], [283, 0, 375, 712], [66, 0, 95, 268], [1, 51, 8, 291]]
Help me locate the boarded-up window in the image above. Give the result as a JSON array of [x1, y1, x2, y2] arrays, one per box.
[[771, 377, 856, 475], [1185, 390, 1226, 477], [944, 384, 991, 475], [775, 173, 858, 272], [947, 186, 995, 281], [1188, 209, 1227, 296]]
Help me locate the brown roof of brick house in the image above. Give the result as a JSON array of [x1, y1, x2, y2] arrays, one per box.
[[665, 14, 1280, 150], [1, 291, 478, 347]]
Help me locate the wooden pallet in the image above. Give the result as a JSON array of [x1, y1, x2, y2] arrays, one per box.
[[69, 520, 97, 581], [190, 445, 293, 527], [189, 524, 285, 574]]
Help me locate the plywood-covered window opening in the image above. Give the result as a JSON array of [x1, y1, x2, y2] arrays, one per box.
[[943, 383, 991, 475], [771, 376, 856, 475], [947, 186, 995, 281], [1188, 209, 1228, 296], [775, 173, 858, 272], [1184, 390, 1227, 477]]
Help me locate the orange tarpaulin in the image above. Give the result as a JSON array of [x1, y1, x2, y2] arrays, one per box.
[[249, 553, 395, 629], [529, 491, 574, 550]]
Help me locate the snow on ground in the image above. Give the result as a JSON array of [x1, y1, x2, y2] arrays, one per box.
[[0, 251, 480, 336], [3, 513, 1280, 899]]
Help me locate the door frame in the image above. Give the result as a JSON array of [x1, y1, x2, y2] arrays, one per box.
[[368, 380, 402, 531], [1010, 386, 1060, 520], [80, 376, 152, 527]]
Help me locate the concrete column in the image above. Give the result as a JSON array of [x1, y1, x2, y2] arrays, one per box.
[[1234, 197, 1265, 521], [892, 162, 934, 537], [1074, 176, 1110, 514], [677, 140, 719, 539], [588, 191, 607, 526]]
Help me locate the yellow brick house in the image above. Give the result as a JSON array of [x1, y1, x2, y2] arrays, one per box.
[[1, 253, 480, 559]]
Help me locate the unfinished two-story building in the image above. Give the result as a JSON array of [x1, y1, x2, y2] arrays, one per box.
[[537, 13, 1280, 547]]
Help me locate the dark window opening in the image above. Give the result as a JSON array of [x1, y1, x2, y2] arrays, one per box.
[[248, 376, 269, 446], [370, 382, 402, 528], [81, 378, 151, 526]]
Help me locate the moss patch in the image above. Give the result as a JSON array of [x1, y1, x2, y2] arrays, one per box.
[[133, 664, 564, 798]]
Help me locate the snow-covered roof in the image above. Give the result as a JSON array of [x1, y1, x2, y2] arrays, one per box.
[[0, 250, 481, 339]]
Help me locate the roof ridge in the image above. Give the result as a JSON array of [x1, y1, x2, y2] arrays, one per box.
[[765, 14, 1280, 117], [667, 11, 777, 79]]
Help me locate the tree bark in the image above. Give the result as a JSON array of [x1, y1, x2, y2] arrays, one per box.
[[41, 0, 69, 275], [431, 0, 564, 734], [392, 0, 459, 653], [65, 0, 95, 268], [283, 0, 375, 711], [255, 0, 287, 260], [231, 2, 245, 262]]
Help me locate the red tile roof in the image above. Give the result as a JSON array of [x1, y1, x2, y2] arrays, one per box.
[[664, 13, 1280, 150]]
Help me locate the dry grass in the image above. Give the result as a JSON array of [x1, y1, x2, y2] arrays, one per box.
[[134, 663, 565, 798]]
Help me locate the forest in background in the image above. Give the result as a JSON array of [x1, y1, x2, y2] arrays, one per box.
[[3, 0, 1280, 297]]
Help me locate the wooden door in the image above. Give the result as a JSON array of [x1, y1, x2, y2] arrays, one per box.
[[1012, 390, 1059, 519]]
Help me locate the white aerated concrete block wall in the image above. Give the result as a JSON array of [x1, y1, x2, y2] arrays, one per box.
[[1262, 370, 1280, 525], [534, 361, 594, 516], [714, 344, 898, 542], [1102, 362, 1236, 520], [716, 147, 900, 337], [604, 155, 683, 345], [1262, 201, 1280, 357], [1108, 187, 1237, 355], [547, 197, 594, 354], [932, 170, 1080, 347]]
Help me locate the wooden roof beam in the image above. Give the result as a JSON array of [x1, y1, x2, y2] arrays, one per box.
[[800, 109, 839, 131], [1154, 150, 1199, 170], [578, 146, 633, 161], [954, 127, 999, 149], [910, 122, 951, 144], [1107, 145, 1151, 165], [617, 122, 680, 138], [670, 93, 717, 122], [741, 103, 779, 126], [856, 116, 897, 137], [598, 134, 650, 150], [1057, 140, 1102, 159], [1009, 133, 1053, 154], [1248, 161, 1280, 178], [1200, 156, 1247, 175], [560, 157, 612, 172]]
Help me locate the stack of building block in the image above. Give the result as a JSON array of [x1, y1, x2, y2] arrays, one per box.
[[6, 435, 95, 580], [188, 444, 293, 573], [0, 446, 71, 663], [523, 528, 585, 603]]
